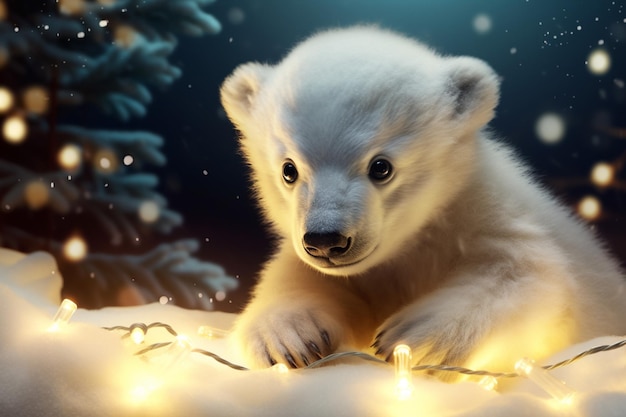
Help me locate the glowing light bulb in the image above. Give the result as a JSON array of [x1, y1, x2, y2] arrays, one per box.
[[197, 325, 229, 339], [48, 299, 77, 332], [587, 48, 611, 75], [577, 195, 601, 221], [161, 335, 192, 373], [129, 324, 147, 344], [272, 363, 289, 374], [0, 86, 13, 113], [58, 143, 82, 171], [393, 344, 413, 400], [590, 162, 614, 187], [63, 235, 88, 261], [3, 114, 28, 144], [515, 358, 575, 404], [478, 375, 499, 391]]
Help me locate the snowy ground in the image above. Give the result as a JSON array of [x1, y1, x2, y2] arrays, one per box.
[[2, 248, 626, 417]]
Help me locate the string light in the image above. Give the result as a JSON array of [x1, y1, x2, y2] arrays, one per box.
[[98, 321, 626, 406], [197, 325, 229, 339], [129, 324, 147, 345], [272, 363, 289, 374], [48, 299, 78, 332], [93, 148, 118, 174], [393, 344, 413, 400], [515, 357, 575, 404]]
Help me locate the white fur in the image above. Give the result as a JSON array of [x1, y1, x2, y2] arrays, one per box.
[[220, 26, 626, 377]]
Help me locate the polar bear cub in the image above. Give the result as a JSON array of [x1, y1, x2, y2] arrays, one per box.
[[220, 26, 626, 376]]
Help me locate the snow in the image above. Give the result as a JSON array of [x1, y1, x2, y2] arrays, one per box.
[[1, 248, 626, 417]]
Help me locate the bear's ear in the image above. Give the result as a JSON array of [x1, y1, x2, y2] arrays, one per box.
[[444, 56, 500, 131], [220, 62, 272, 129]]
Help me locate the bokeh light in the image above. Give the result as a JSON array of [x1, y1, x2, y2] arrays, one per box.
[[535, 112, 566, 144], [123, 155, 134, 166], [0, 86, 14, 113], [138, 200, 160, 223], [473, 14, 492, 34], [58, 143, 82, 171], [22, 86, 49, 115], [58, 0, 85, 15], [93, 148, 119, 174], [590, 162, 614, 187], [0, 0, 7, 20], [587, 49, 611, 75], [114, 25, 137, 48], [2, 115, 28, 144], [0, 46, 8, 68], [24, 181, 50, 210], [227, 7, 245, 25], [63, 235, 88, 261], [577, 195, 601, 221]]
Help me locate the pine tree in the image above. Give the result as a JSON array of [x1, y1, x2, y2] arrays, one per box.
[[0, 0, 237, 309]]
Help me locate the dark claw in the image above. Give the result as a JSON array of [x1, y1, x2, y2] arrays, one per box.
[[285, 353, 297, 368], [321, 330, 331, 348], [307, 341, 323, 358], [301, 355, 310, 366], [267, 352, 277, 366]]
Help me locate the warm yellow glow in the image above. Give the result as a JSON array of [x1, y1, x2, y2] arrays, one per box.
[[58, 0, 85, 15], [63, 235, 88, 261], [393, 344, 413, 400], [130, 326, 146, 345], [197, 325, 229, 339], [24, 181, 50, 210], [587, 49, 611, 75], [138, 200, 160, 223], [577, 195, 601, 221], [272, 363, 289, 374], [535, 113, 566, 144], [161, 335, 192, 374], [22, 86, 49, 115], [478, 375, 498, 391], [3, 114, 28, 144], [48, 298, 78, 332], [0, 86, 13, 113], [590, 162, 614, 187], [93, 148, 118, 174], [114, 25, 137, 48], [515, 357, 575, 404], [58, 143, 82, 170]]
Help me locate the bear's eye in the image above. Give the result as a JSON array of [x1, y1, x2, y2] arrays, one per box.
[[282, 161, 298, 184], [368, 158, 393, 182]]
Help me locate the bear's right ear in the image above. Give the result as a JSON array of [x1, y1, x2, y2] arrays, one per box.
[[220, 62, 272, 130]]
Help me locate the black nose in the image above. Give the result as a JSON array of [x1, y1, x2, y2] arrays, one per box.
[[303, 232, 351, 258]]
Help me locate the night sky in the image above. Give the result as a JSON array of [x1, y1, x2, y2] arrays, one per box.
[[123, 0, 626, 311]]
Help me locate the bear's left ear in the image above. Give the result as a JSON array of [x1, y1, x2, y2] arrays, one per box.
[[220, 62, 272, 131], [443, 56, 500, 131]]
